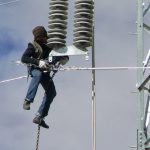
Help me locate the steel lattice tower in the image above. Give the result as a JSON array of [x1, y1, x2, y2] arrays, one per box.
[[137, 0, 150, 150]]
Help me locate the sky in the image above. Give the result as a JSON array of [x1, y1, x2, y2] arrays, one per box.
[[0, 0, 149, 150]]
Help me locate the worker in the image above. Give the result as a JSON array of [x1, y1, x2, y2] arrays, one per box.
[[21, 26, 69, 129]]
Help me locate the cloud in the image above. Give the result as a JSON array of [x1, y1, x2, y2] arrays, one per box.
[[0, 27, 24, 57]]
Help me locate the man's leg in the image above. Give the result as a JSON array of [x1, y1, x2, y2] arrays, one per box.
[[33, 74, 56, 128], [39, 77, 56, 117], [23, 69, 42, 110]]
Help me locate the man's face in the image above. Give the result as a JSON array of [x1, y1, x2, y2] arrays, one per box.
[[38, 36, 48, 44]]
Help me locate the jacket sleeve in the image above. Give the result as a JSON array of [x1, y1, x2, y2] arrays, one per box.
[[52, 56, 69, 65], [21, 43, 39, 66]]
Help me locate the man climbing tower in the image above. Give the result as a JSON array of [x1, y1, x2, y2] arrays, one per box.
[[21, 26, 69, 129]]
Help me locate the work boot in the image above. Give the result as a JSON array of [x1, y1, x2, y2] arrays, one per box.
[[33, 116, 49, 129], [23, 100, 31, 110]]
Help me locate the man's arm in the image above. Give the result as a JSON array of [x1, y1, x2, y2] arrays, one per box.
[[51, 56, 69, 66], [58, 56, 69, 65], [21, 43, 39, 66]]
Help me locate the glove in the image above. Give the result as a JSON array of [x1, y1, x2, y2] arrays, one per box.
[[39, 60, 48, 69], [59, 56, 69, 65]]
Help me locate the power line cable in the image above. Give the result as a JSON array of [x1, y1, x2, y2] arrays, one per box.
[[0, 0, 20, 6], [58, 66, 150, 71], [1, 66, 150, 84]]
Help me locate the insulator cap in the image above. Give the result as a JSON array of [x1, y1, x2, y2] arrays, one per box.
[[49, 4, 68, 10]]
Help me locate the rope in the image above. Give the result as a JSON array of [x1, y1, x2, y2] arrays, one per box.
[[35, 125, 41, 150], [0, 75, 27, 84]]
